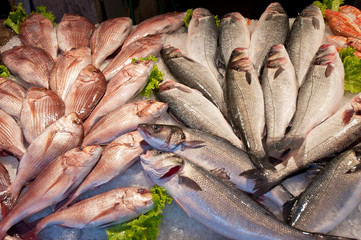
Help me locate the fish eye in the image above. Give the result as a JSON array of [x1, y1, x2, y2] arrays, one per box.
[[78, 146, 84, 151], [138, 189, 146, 194], [149, 100, 154, 104], [73, 119, 81, 125], [41, 88, 46, 91], [152, 125, 160, 132]]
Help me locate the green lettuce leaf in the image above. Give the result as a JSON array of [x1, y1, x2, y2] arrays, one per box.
[[0, 65, 10, 78], [184, 8, 193, 27], [313, 0, 344, 16], [32, 5, 56, 26], [3, 3, 28, 34], [106, 185, 172, 240], [214, 15, 220, 28], [339, 47, 361, 93]]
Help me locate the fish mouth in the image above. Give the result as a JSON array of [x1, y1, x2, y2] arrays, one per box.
[[160, 165, 182, 179], [137, 124, 151, 139]]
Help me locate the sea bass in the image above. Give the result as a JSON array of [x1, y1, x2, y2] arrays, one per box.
[[0, 77, 26, 119], [285, 4, 325, 87], [34, 187, 154, 234], [90, 17, 133, 68], [249, 2, 289, 76], [0, 145, 102, 239], [20, 87, 65, 144]]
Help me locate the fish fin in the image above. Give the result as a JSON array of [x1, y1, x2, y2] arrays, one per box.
[[325, 64, 334, 77], [342, 109, 355, 125], [274, 66, 284, 79], [179, 176, 202, 191], [282, 197, 298, 223], [346, 163, 361, 174], [182, 55, 195, 63], [312, 16, 320, 30], [181, 140, 205, 149], [173, 196, 192, 217], [240, 168, 280, 198], [245, 71, 252, 84], [265, 13, 273, 21]]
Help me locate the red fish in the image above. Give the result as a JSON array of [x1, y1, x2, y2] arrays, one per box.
[[0, 77, 26, 119]]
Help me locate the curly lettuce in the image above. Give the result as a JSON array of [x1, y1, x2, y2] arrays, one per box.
[[339, 47, 361, 93], [3, 3, 27, 34], [0, 65, 10, 78], [313, 0, 344, 16], [184, 8, 193, 27], [32, 5, 56, 26]]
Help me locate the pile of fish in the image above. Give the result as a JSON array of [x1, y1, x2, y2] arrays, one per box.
[[0, 2, 360, 240]]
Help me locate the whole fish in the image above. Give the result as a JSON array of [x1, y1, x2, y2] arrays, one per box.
[[285, 4, 325, 87], [83, 60, 154, 134], [140, 150, 347, 240], [157, 80, 245, 150], [20, 87, 65, 144], [340, 5, 361, 28], [90, 17, 133, 68], [0, 112, 83, 207], [0, 77, 26, 119], [1, 46, 55, 88], [242, 93, 361, 197], [219, 12, 250, 68], [61, 131, 148, 208], [225, 48, 268, 168], [57, 14, 95, 53], [160, 45, 227, 117], [83, 100, 167, 146], [49, 47, 91, 100], [261, 45, 297, 156], [102, 34, 164, 81], [327, 16, 361, 40], [123, 11, 186, 47], [0, 145, 102, 239], [34, 187, 154, 234], [277, 43, 344, 152], [0, 109, 26, 160], [326, 35, 348, 51], [325, 9, 361, 34], [64, 64, 106, 120], [249, 2, 289, 76], [289, 145, 361, 233], [186, 8, 222, 86], [19, 13, 58, 60]]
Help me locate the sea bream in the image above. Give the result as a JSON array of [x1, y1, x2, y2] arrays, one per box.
[[0, 77, 26, 119], [0, 145, 102, 239]]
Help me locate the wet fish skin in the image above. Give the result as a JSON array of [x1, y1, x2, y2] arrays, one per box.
[[346, 37, 361, 52], [83, 60, 154, 135], [20, 87, 65, 144], [57, 14, 95, 53], [64, 64, 106, 120], [0, 109, 26, 160], [285, 4, 325, 87], [325, 9, 361, 34], [327, 16, 361, 40], [0, 163, 10, 193], [340, 5, 361, 28], [83, 100, 168, 146], [1, 112, 83, 207], [0, 145, 102, 239], [0, 77, 26, 119], [289, 146, 361, 233], [19, 13, 58, 60], [249, 2, 289, 76], [90, 17, 133, 68], [34, 187, 154, 234], [1, 46, 55, 88], [49, 47, 92, 100]]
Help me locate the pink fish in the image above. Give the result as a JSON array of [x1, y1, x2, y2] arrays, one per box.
[[0, 77, 26, 119]]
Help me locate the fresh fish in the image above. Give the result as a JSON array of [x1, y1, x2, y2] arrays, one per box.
[[249, 2, 289, 76], [285, 4, 325, 87], [83, 60, 154, 134], [219, 12, 250, 68], [225, 48, 268, 168], [346, 37, 361, 52], [49, 47, 91, 100], [61, 131, 148, 208], [0, 112, 83, 207], [1, 46, 55, 88], [57, 14, 95, 53], [0, 145, 102, 239], [325, 9, 361, 34], [261, 45, 297, 156], [123, 11, 186, 47], [0, 109, 26, 160], [0, 77, 26, 119], [288, 145, 361, 233], [19, 13, 58, 60], [90, 17, 133, 68], [34, 187, 154, 234], [64, 64, 106, 120], [157, 80, 245, 150], [140, 150, 346, 240], [241, 93, 361, 197], [340, 5, 361, 28], [327, 16, 361, 40], [102, 34, 164, 81], [277, 43, 344, 152], [0, 163, 10, 192], [83, 100, 167, 146], [20, 87, 65, 144], [186, 8, 222, 85], [160, 45, 227, 117], [326, 35, 348, 51]]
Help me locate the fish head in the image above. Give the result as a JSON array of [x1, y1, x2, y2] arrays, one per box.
[[123, 187, 154, 212], [135, 100, 168, 119], [62, 145, 103, 168], [128, 59, 154, 76], [137, 124, 186, 151], [113, 131, 148, 150], [161, 45, 183, 59], [77, 64, 105, 83], [192, 8, 213, 19], [229, 48, 253, 71], [57, 112, 84, 136]]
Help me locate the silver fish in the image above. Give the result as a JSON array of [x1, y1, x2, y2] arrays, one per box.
[[0, 77, 26, 119], [0, 109, 26, 160], [1, 46, 55, 88], [64, 64, 106, 120], [34, 187, 154, 234], [277, 43, 344, 152], [83, 100, 168, 146], [90, 17, 133, 68], [20, 87, 65, 144], [249, 2, 289, 76], [285, 4, 326, 87], [19, 13, 58, 60], [57, 14, 95, 53], [0, 145, 102, 239]]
